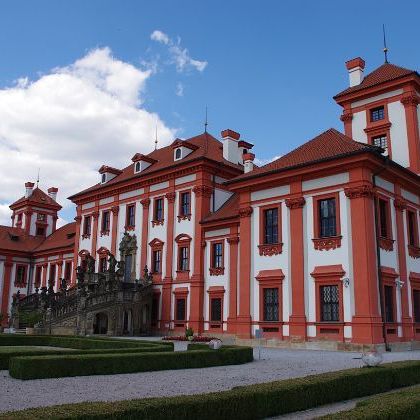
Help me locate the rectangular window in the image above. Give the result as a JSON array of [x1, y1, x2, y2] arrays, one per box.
[[154, 198, 164, 221], [37, 213, 46, 222], [320, 285, 339, 322], [407, 210, 418, 246], [264, 208, 278, 244], [99, 257, 107, 273], [178, 246, 189, 271], [126, 205, 135, 227], [378, 199, 389, 238], [372, 135, 387, 149], [384, 285, 394, 322], [152, 250, 162, 273], [210, 298, 222, 322], [15, 266, 26, 287], [64, 262, 72, 281], [180, 192, 191, 216], [35, 266, 42, 287], [263, 288, 279, 322], [370, 106, 385, 122], [413, 290, 420, 323], [319, 198, 337, 238], [83, 216, 91, 235], [176, 298, 186, 321], [212, 243, 223, 268], [102, 211, 110, 232], [17, 213, 22, 222], [36, 227, 45, 236]]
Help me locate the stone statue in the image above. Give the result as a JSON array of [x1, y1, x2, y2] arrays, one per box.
[[108, 252, 117, 273], [143, 266, 153, 283], [116, 260, 125, 277], [60, 278, 67, 292], [76, 266, 85, 286]]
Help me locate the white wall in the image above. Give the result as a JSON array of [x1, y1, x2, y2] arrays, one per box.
[[389, 101, 410, 168]]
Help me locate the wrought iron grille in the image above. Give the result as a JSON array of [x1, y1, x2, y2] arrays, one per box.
[[263, 288, 279, 321], [320, 285, 339, 322]]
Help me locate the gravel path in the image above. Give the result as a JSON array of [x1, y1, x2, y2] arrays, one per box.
[[1, 345, 419, 413]]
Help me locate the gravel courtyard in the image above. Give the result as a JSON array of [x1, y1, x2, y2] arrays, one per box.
[[1, 343, 420, 413]]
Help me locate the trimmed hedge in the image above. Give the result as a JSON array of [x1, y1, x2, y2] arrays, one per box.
[[322, 386, 420, 419], [9, 346, 253, 379], [0, 344, 171, 370], [2, 361, 420, 419], [0, 334, 174, 350], [0, 335, 173, 370]]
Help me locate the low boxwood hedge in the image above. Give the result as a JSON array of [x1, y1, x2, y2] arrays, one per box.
[[0, 344, 171, 370], [2, 361, 420, 419], [321, 385, 420, 419], [0, 334, 173, 350], [9, 346, 253, 379]]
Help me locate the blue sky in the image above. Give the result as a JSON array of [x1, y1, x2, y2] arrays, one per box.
[[0, 1, 418, 223]]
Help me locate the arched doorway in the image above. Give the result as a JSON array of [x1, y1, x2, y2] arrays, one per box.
[[93, 312, 108, 335]]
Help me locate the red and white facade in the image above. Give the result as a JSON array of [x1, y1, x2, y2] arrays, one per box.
[[1, 57, 419, 348], [0, 185, 75, 325]]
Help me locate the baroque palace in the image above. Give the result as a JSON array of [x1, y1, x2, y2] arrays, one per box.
[[1, 56, 420, 349]]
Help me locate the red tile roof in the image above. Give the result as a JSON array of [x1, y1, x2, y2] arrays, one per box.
[[70, 132, 242, 200], [334, 63, 418, 99], [202, 194, 239, 223], [10, 187, 61, 210], [231, 128, 379, 182], [34, 222, 76, 253], [0, 226, 44, 253]]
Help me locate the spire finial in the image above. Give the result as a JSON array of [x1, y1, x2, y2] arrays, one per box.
[[36, 168, 40, 188], [383, 24, 389, 64], [204, 106, 208, 133], [154, 123, 158, 150]]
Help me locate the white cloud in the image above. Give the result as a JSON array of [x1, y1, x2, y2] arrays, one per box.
[[175, 82, 184, 97], [254, 155, 282, 167], [0, 47, 175, 226], [150, 30, 207, 73], [150, 30, 170, 45]]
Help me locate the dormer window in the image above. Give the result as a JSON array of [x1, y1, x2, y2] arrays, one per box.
[[98, 165, 122, 184], [131, 153, 157, 174], [171, 139, 198, 162], [370, 106, 385, 122]]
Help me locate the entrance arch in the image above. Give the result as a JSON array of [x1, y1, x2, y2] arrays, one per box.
[[93, 312, 108, 335]]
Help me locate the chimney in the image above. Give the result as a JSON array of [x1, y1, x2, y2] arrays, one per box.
[[25, 182, 34, 198], [243, 153, 255, 173], [221, 129, 240, 164], [345, 57, 365, 87], [48, 187, 58, 201]]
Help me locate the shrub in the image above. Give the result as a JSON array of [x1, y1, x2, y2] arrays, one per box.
[[9, 346, 253, 379], [19, 311, 43, 327], [185, 327, 194, 337], [163, 335, 215, 342], [321, 386, 420, 419], [3, 361, 420, 419]]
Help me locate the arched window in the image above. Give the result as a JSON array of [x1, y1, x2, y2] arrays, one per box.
[[135, 161, 141, 172], [175, 148, 182, 160], [101, 173, 106, 183], [242, 149, 248, 154]]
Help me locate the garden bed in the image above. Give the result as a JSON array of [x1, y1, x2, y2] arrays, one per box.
[[2, 360, 420, 418], [320, 385, 420, 419], [162, 335, 217, 342], [9, 345, 253, 379]]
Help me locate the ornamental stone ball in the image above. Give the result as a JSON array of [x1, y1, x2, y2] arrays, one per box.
[[208, 339, 223, 350], [361, 351, 383, 367]]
